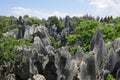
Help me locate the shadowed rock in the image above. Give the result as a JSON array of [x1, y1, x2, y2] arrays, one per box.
[[80, 51, 96, 80], [15, 47, 38, 80], [56, 47, 71, 80], [90, 28, 104, 79], [104, 49, 116, 72]]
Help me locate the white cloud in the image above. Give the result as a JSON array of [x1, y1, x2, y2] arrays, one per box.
[[11, 7, 82, 19], [90, 0, 120, 17], [90, 0, 114, 9]]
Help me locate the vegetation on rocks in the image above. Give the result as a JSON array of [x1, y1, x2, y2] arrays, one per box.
[[106, 74, 115, 80], [1, 15, 120, 79]]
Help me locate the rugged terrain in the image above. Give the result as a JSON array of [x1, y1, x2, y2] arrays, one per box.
[[0, 15, 120, 80]]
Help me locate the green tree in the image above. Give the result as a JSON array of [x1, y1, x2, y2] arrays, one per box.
[[48, 16, 60, 27]]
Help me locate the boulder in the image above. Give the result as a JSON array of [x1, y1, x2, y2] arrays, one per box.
[[33, 74, 46, 80]]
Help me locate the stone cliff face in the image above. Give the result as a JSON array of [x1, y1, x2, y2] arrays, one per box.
[[1, 17, 120, 80]]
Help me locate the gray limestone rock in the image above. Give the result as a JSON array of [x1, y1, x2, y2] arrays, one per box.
[[64, 59, 78, 80], [3, 29, 18, 38], [56, 47, 71, 80], [116, 69, 120, 80], [80, 61, 88, 80], [60, 28, 69, 46], [15, 47, 38, 80], [32, 37, 45, 54], [33, 74, 46, 80], [90, 28, 104, 69], [43, 46, 58, 80], [4, 20, 120, 80], [104, 49, 116, 72], [24, 25, 33, 39], [5, 74, 16, 80], [73, 46, 84, 64], [49, 24, 57, 39], [65, 16, 70, 28], [112, 38, 120, 50], [80, 51, 96, 80], [90, 28, 104, 79]]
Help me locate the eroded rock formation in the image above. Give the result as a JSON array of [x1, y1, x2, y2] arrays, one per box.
[[1, 22, 120, 80]]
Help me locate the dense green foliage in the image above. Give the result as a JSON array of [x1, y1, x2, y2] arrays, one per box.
[[75, 21, 99, 51], [106, 74, 115, 80], [48, 16, 65, 33], [47, 16, 120, 54], [0, 16, 22, 33], [66, 34, 78, 45], [67, 18, 120, 53], [0, 34, 32, 64], [23, 15, 41, 25], [48, 16, 60, 27], [50, 36, 61, 48]]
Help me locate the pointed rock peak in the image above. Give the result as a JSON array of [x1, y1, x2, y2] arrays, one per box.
[[73, 46, 84, 62], [90, 28, 104, 51], [109, 48, 115, 55]]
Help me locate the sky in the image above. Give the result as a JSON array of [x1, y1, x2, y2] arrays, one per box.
[[0, 0, 120, 19]]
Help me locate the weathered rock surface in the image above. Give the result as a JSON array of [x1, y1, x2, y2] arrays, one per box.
[[73, 46, 84, 64], [90, 28, 104, 79], [33, 74, 46, 80], [5, 74, 16, 80], [1, 23, 120, 80]]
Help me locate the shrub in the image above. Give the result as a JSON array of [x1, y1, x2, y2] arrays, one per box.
[[66, 34, 78, 45], [0, 36, 32, 64], [50, 36, 61, 48], [106, 74, 115, 80]]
